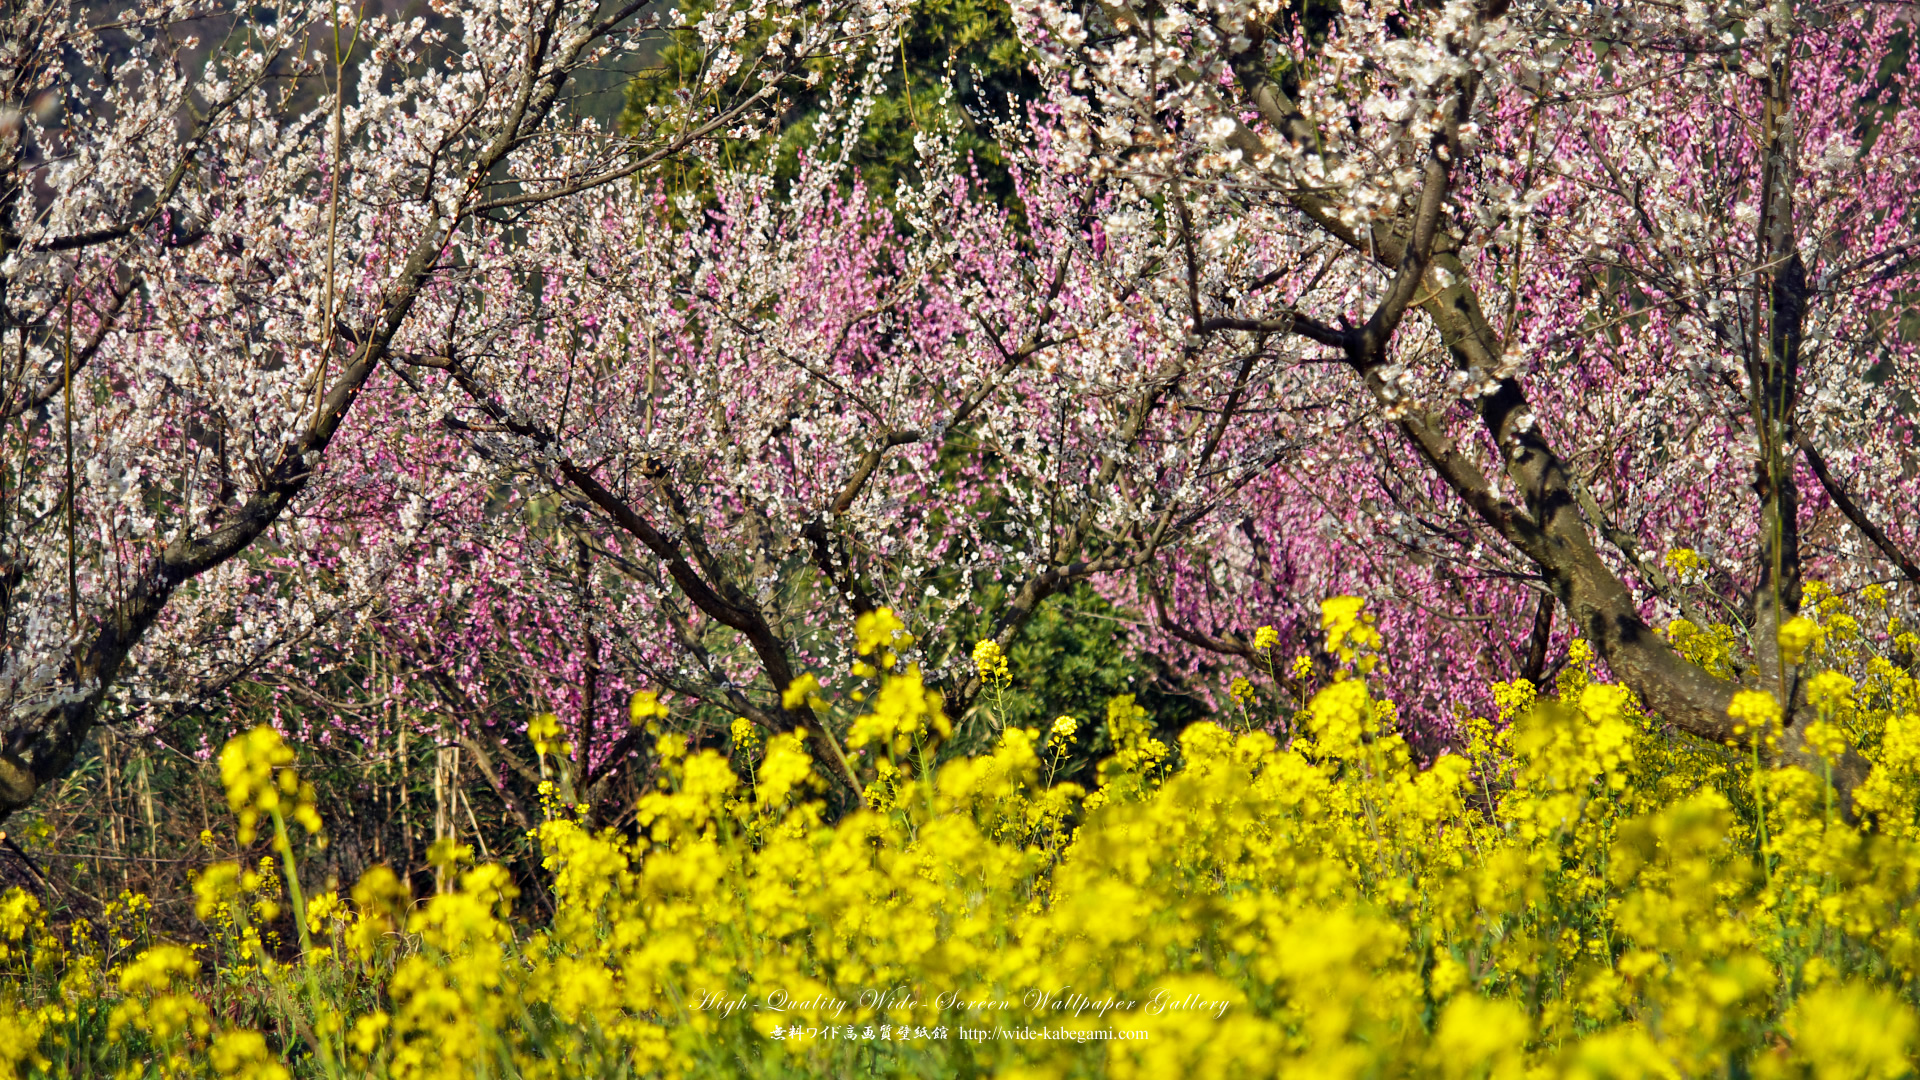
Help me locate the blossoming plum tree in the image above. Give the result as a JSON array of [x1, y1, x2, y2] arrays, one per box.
[[1006, 0, 1920, 792], [8, 0, 1917, 827], [0, 0, 910, 820], [397, 120, 1339, 797], [232, 0, 1920, 817]]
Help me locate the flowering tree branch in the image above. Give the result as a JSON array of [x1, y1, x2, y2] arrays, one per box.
[[0, 0, 881, 821]]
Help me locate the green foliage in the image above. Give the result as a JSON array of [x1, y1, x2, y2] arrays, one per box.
[[958, 586, 1209, 774], [619, 0, 1039, 205]]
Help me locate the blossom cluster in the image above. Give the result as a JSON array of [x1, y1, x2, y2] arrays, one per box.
[[4, 592, 1920, 1077]]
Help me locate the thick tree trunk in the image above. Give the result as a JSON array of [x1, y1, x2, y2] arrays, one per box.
[[1215, 25, 1870, 811]]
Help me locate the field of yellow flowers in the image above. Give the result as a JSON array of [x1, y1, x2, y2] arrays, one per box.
[[4, 592, 1920, 1079]]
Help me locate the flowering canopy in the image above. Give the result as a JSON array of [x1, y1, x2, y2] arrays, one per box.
[[996, 0, 1920, 788], [3, 0, 1919, 818], [0, 0, 925, 817]]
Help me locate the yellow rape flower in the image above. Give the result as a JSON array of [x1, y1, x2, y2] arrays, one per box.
[[1782, 983, 1917, 1080], [28, 589, 1920, 1080], [208, 1028, 291, 1080], [1321, 596, 1383, 672], [855, 607, 912, 663], [1777, 616, 1825, 666], [730, 716, 761, 752], [1663, 547, 1705, 583], [782, 673, 824, 711], [219, 726, 322, 845], [1229, 676, 1255, 706], [973, 639, 1011, 689], [848, 664, 950, 755], [1728, 689, 1781, 744], [1806, 670, 1856, 715], [629, 689, 668, 726]]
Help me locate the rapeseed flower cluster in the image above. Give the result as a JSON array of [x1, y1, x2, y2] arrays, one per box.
[[219, 726, 322, 847], [1320, 595, 1383, 672], [629, 691, 669, 728], [973, 639, 1011, 690], [3, 593, 1920, 1077]]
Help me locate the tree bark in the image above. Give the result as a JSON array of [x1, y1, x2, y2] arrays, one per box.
[[1217, 15, 1869, 811]]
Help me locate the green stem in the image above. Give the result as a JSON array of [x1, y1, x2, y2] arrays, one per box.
[[1751, 741, 1772, 889], [271, 805, 344, 1080]]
